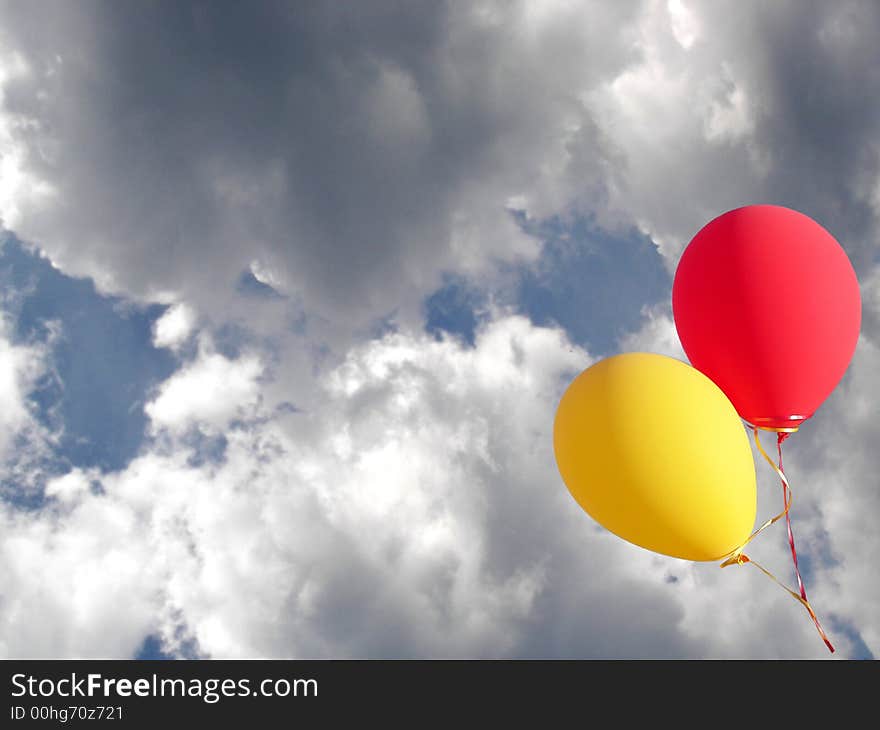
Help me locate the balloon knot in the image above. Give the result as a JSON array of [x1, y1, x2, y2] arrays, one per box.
[[720, 552, 749, 568]]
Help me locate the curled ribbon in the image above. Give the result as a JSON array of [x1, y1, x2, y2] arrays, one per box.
[[720, 426, 834, 653]]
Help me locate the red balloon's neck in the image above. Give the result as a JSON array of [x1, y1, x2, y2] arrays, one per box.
[[741, 414, 808, 433]]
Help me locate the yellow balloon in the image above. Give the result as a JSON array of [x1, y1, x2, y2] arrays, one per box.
[[553, 352, 756, 561]]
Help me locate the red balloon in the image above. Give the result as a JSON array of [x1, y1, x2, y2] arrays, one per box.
[[672, 205, 861, 431]]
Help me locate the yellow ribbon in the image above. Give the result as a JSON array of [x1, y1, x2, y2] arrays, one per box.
[[720, 426, 834, 653]]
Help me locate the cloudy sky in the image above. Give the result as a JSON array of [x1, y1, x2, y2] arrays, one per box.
[[0, 0, 877, 659]]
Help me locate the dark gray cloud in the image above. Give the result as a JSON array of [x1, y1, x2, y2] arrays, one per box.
[[0, 0, 640, 333], [2, 1, 878, 326]]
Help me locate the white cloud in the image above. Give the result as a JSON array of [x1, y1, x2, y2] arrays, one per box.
[[44, 468, 94, 504], [0, 494, 158, 658], [152, 303, 195, 351], [667, 0, 700, 50], [618, 306, 686, 360], [705, 76, 754, 143], [145, 342, 262, 435], [0, 320, 36, 448], [0, 45, 55, 231], [2, 310, 870, 658], [0, 312, 54, 484], [0, 315, 593, 657]]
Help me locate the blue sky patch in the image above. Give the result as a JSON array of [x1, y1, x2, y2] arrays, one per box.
[[511, 213, 670, 356], [422, 214, 670, 356], [0, 234, 176, 473], [236, 269, 285, 299], [424, 274, 487, 346]]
